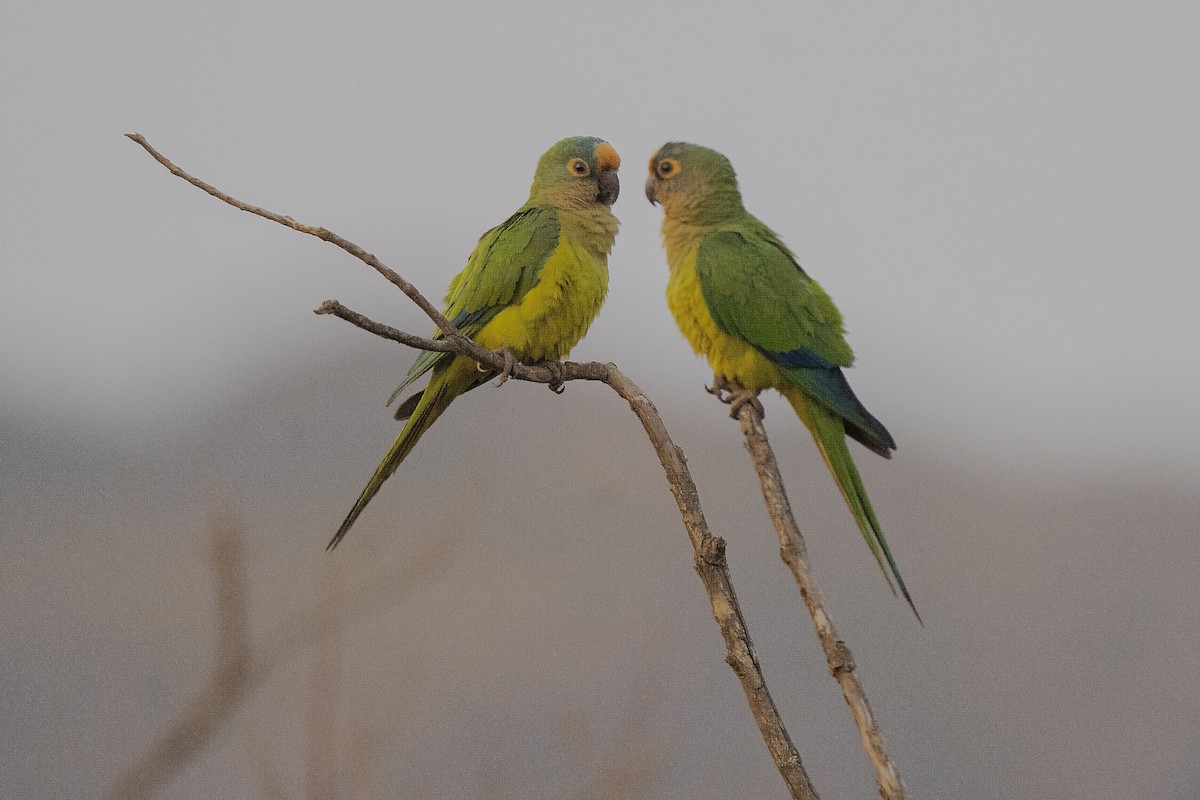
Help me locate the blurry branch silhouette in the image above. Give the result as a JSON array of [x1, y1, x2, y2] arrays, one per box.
[[559, 652, 670, 800], [305, 567, 342, 800], [244, 724, 289, 800], [732, 402, 910, 800], [242, 568, 391, 800], [128, 132, 850, 800], [106, 509, 250, 800], [480, 670, 668, 799], [106, 508, 455, 800], [343, 728, 385, 800]]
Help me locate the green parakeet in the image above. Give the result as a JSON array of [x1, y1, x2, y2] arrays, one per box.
[[328, 136, 621, 549], [645, 142, 917, 618]]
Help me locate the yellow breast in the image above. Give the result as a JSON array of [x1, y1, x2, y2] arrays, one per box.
[[666, 246, 782, 390], [475, 235, 609, 363]]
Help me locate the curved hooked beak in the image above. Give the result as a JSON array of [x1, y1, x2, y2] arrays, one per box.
[[596, 170, 619, 206], [644, 176, 658, 205]]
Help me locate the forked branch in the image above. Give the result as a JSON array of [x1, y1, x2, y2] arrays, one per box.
[[126, 133, 829, 799]]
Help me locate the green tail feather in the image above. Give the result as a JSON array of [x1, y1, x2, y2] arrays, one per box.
[[803, 400, 921, 623], [327, 364, 468, 550]]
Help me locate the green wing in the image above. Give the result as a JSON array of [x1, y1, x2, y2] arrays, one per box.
[[696, 226, 854, 363], [388, 205, 561, 406], [696, 226, 895, 455]]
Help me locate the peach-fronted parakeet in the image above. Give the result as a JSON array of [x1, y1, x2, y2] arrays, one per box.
[[329, 136, 621, 549], [645, 142, 916, 617]]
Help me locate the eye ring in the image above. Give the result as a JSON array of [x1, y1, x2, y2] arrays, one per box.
[[567, 157, 591, 176], [655, 157, 681, 179]]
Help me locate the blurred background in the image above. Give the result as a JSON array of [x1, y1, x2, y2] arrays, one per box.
[[3, 2, 1199, 798]]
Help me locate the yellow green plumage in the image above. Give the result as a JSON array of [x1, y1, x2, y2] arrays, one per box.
[[328, 136, 621, 549], [646, 142, 917, 619]]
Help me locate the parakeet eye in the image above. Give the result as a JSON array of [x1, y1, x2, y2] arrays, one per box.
[[655, 158, 681, 179], [567, 157, 591, 176]]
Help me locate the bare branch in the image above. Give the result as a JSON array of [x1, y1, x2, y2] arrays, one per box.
[[596, 367, 819, 800], [127, 135, 825, 799], [125, 132, 456, 338], [314, 300, 466, 354], [317, 298, 615, 390], [732, 401, 909, 800]]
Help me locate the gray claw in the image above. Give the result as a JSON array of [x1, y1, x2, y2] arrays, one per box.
[[489, 348, 519, 387], [727, 388, 765, 420], [708, 376, 764, 419], [536, 360, 567, 393]]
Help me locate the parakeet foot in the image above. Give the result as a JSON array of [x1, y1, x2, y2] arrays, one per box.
[[533, 360, 568, 394], [707, 376, 765, 419], [726, 387, 765, 419], [705, 374, 733, 401], [482, 347, 519, 387]]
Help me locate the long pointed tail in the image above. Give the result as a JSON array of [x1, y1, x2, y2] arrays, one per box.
[[327, 359, 476, 550], [785, 389, 921, 622]]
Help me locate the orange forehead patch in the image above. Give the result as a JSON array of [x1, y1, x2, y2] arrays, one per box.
[[594, 141, 621, 171]]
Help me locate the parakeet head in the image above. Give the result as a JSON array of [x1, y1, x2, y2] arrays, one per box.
[[645, 142, 745, 222], [529, 136, 621, 208]]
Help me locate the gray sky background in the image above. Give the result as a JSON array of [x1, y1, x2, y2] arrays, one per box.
[[4, 2, 1200, 799], [3, 0, 1198, 481]]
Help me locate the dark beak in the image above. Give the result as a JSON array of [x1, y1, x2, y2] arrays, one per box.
[[644, 176, 658, 205], [596, 170, 619, 206]]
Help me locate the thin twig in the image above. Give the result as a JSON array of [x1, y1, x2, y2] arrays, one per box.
[[733, 402, 909, 800], [315, 300, 465, 353], [313, 300, 582, 389], [128, 134, 822, 799], [125, 133, 456, 338]]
